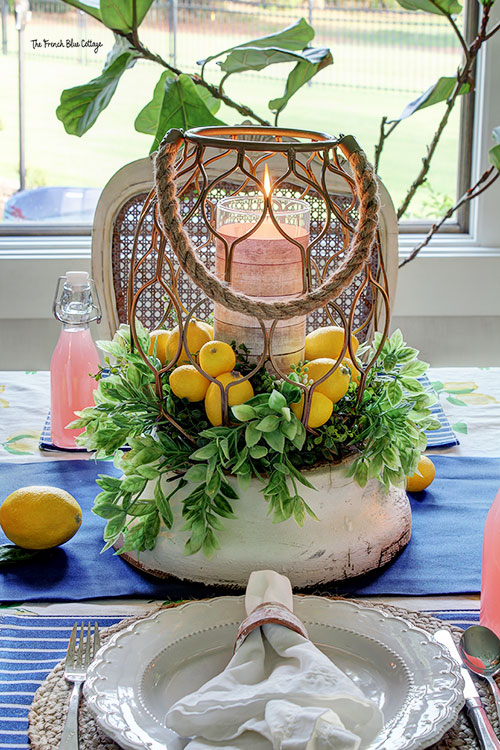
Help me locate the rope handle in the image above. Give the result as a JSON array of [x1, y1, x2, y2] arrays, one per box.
[[153, 131, 380, 321]]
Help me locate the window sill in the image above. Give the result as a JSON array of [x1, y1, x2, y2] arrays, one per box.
[[2, 232, 500, 261]]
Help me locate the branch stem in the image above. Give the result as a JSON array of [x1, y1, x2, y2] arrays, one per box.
[[120, 31, 270, 126], [399, 167, 499, 268]]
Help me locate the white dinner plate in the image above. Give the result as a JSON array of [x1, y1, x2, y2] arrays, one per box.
[[84, 597, 464, 750]]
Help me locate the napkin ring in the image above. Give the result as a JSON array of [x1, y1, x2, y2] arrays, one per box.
[[234, 602, 309, 652]]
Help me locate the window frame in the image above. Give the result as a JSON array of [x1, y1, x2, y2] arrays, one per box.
[[0, 1, 498, 257]]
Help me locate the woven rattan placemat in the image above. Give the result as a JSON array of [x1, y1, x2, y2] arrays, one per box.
[[28, 599, 497, 750]]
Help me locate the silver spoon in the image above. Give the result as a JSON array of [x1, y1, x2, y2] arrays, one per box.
[[460, 625, 500, 725]]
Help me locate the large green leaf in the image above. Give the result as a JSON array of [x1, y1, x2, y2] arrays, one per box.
[[100, 0, 154, 32], [489, 126, 500, 171], [219, 44, 329, 76], [395, 76, 470, 120], [135, 70, 174, 135], [61, 0, 101, 22], [136, 73, 225, 154], [269, 47, 333, 116], [57, 39, 139, 135], [200, 18, 314, 69], [396, 0, 462, 14]]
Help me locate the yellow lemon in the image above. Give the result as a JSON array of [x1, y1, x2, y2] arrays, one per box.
[[205, 371, 254, 427], [406, 456, 436, 492], [148, 329, 171, 365], [197, 320, 214, 339], [291, 391, 333, 429], [343, 357, 362, 385], [0, 486, 82, 549], [166, 320, 213, 365], [305, 326, 359, 361], [169, 365, 210, 402], [305, 358, 350, 403], [199, 341, 236, 378]]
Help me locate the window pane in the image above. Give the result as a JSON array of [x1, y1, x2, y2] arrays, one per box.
[[0, 0, 466, 228]]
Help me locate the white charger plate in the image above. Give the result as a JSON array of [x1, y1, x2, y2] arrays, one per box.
[[84, 597, 464, 750]]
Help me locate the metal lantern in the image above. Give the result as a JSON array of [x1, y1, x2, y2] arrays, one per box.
[[127, 126, 390, 439]]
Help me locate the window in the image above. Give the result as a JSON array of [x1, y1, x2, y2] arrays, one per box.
[[0, 0, 497, 244]]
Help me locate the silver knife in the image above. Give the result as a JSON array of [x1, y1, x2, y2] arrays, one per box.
[[435, 628, 500, 749]]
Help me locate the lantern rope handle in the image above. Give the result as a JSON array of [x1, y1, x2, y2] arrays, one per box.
[[154, 131, 380, 321]]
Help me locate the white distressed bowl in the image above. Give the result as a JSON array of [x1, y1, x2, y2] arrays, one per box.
[[118, 458, 411, 587]]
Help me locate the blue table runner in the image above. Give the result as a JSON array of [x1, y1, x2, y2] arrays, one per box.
[[0, 456, 498, 601]]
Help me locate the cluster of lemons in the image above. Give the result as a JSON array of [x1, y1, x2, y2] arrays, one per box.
[[150, 320, 435, 491], [149, 320, 252, 427], [149, 322, 362, 429]]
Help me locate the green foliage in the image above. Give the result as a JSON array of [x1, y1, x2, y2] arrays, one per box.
[[396, 0, 462, 16], [490, 127, 500, 171], [56, 36, 139, 136], [100, 0, 154, 33], [0, 545, 42, 567], [76, 327, 438, 559], [60, 0, 101, 22], [135, 72, 225, 154], [268, 47, 333, 120], [57, 8, 333, 145], [396, 77, 470, 121]]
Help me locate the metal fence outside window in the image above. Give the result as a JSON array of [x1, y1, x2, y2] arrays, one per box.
[[2, 0, 461, 95]]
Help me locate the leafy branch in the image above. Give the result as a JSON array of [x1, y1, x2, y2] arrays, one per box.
[[57, 0, 332, 149], [373, 0, 500, 261]]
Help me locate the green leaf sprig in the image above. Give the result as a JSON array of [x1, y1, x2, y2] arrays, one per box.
[[76, 327, 438, 558]]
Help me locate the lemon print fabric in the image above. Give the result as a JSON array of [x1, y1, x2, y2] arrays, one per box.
[[0, 385, 8, 409], [2, 430, 41, 456], [434, 380, 498, 407]]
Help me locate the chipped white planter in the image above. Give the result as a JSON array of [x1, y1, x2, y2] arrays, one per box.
[[119, 457, 411, 588], [119, 459, 410, 587]]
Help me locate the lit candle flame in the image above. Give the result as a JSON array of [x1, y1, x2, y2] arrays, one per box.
[[263, 165, 271, 197]]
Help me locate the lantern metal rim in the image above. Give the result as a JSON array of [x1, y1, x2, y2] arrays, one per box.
[[217, 194, 311, 221], [185, 126, 341, 153]]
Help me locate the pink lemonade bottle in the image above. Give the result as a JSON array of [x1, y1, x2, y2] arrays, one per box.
[[480, 488, 500, 637], [50, 271, 102, 449]]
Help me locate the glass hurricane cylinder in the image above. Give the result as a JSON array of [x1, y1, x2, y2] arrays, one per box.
[[214, 195, 310, 371]]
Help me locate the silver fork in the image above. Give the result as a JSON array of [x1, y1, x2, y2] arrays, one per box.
[[60, 622, 101, 750]]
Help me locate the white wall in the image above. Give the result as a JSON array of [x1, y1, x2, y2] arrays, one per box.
[[0, 251, 499, 370]]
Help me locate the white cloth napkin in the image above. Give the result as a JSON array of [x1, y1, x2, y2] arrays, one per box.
[[166, 571, 384, 750]]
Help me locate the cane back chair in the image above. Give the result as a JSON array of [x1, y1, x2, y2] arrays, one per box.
[[92, 153, 398, 343]]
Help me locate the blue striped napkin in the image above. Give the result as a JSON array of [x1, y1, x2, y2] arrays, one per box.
[[39, 374, 458, 452], [0, 609, 480, 749], [39, 411, 87, 452], [420, 374, 460, 448]]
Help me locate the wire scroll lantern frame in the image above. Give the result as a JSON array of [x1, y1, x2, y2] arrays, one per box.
[[126, 127, 391, 437]]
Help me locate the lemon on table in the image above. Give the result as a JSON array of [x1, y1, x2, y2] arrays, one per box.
[[305, 326, 359, 361], [166, 320, 213, 365], [205, 371, 254, 427], [148, 329, 171, 365], [169, 365, 210, 402], [199, 341, 236, 378], [406, 456, 436, 492], [291, 391, 333, 429], [0, 486, 82, 549], [305, 358, 350, 403]]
